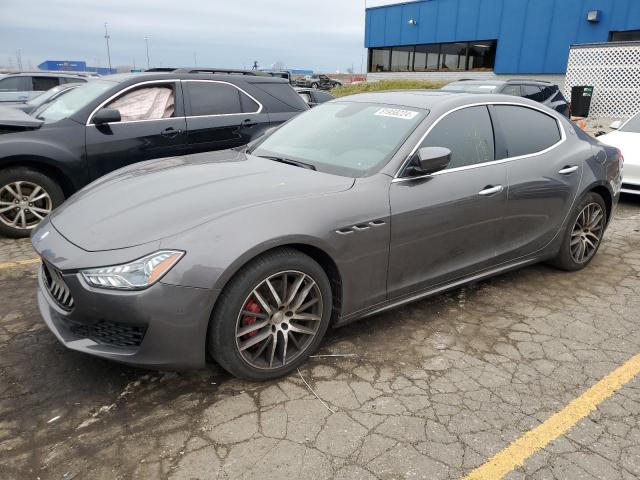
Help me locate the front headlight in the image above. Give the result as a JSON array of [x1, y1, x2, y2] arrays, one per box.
[[81, 250, 184, 290]]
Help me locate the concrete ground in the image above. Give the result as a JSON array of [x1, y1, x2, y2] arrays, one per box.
[[1, 196, 639, 480]]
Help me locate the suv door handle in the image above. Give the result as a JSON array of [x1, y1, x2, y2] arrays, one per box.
[[558, 165, 579, 175], [161, 127, 181, 138], [242, 119, 258, 127], [478, 185, 504, 196]]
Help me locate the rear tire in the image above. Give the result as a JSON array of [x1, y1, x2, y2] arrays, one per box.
[[208, 248, 332, 381], [550, 192, 607, 271], [0, 167, 64, 238], [311, 83, 319, 89]]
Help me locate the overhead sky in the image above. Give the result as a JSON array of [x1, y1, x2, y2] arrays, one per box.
[[0, 0, 405, 73]]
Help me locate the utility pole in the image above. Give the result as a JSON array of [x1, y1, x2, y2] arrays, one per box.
[[104, 23, 112, 73], [16, 49, 23, 71], [144, 37, 150, 69], [194, 52, 197, 67]]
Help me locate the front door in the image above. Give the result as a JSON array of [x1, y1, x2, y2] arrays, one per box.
[[489, 105, 583, 261], [388, 105, 509, 299], [86, 80, 188, 180], [183, 80, 269, 154]]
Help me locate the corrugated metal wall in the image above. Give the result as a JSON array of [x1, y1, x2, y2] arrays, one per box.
[[365, 0, 640, 74]]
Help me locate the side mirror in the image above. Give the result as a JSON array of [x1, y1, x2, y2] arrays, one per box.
[[610, 120, 622, 130], [93, 108, 121, 125], [407, 147, 452, 176]]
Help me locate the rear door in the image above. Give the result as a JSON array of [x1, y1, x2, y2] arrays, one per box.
[[85, 80, 188, 180], [490, 104, 583, 261], [184, 80, 268, 154]]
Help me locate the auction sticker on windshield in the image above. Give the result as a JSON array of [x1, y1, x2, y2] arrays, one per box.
[[374, 108, 419, 120]]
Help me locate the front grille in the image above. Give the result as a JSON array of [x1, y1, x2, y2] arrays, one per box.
[[67, 319, 146, 348], [42, 262, 74, 311], [622, 183, 640, 192]]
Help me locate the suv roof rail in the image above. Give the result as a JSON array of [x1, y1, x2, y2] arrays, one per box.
[[145, 67, 271, 76], [505, 78, 553, 84]]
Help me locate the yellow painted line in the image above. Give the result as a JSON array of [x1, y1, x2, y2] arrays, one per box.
[[463, 353, 640, 480], [0, 258, 40, 270]]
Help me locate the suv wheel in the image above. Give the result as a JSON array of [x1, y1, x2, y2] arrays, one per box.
[[208, 248, 332, 381], [311, 83, 319, 89], [0, 167, 64, 238]]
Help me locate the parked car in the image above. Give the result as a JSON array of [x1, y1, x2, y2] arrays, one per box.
[[294, 87, 334, 107], [31, 91, 621, 379], [295, 74, 342, 90], [3, 83, 82, 114], [442, 79, 570, 117], [0, 72, 308, 237], [598, 112, 639, 195], [0, 72, 90, 103]]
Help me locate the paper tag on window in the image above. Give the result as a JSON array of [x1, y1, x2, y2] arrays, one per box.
[[374, 108, 419, 120]]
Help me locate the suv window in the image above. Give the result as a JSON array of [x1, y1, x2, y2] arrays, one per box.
[[492, 105, 561, 158], [187, 81, 254, 116], [420, 106, 495, 169], [106, 85, 175, 122], [0, 76, 27, 91], [32, 76, 61, 91], [501, 84, 521, 96], [522, 85, 545, 102]]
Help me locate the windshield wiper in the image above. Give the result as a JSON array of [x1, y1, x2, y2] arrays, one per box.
[[258, 155, 316, 171]]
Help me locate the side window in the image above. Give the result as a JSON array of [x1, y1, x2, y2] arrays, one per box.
[[239, 90, 260, 113], [492, 105, 561, 158], [32, 77, 61, 91], [522, 85, 545, 102], [298, 92, 312, 104], [420, 106, 495, 169], [0, 76, 27, 91], [501, 84, 521, 96], [187, 82, 242, 116], [106, 85, 175, 122]]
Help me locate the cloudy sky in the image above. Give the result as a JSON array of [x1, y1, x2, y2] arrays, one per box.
[[0, 0, 404, 73]]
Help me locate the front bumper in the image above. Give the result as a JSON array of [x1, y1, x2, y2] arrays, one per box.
[[32, 221, 219, 370], [37, 265, 217, 369]]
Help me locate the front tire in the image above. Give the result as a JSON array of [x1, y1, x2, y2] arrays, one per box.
[[311, 83, 319, 89], [208, 248, 332, 381], [0, 167, 64, 238], [551, 192, 607, 271]]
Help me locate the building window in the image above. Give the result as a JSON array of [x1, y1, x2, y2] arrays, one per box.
[[391, 46, 414, 72], [370, 48, 391, 72], [368, 40, 496, 73], [610, 30, 640, 42]]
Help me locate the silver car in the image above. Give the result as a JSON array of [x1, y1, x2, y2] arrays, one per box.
[[0, 72, 89, 103], [32, 92, 622, 380]]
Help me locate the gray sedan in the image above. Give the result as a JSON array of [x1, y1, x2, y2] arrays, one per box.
[[31, 92, 622, 380]]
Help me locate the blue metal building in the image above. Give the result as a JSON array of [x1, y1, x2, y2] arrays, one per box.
[[38, 60, 117, 75], [365, 0, 640, 74]]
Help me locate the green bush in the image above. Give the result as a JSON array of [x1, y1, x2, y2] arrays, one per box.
[[331, 79, 448, 97]]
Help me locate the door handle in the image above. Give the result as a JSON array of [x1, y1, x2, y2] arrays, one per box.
[[558, 165, 579, 175], [161, 127, 181, 138], [478, 185, 504, 196], [242, 119, 258, 127]]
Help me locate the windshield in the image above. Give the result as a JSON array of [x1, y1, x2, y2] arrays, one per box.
[[250, 101, 427, 177], [442, 83, 500, 93], [33, 80, 116, 123], [621, 113, 640, 133]]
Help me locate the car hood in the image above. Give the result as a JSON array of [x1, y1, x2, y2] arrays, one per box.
[[599, 131, 639, 163], [50, 150, 355, 251], [0, 106, 42, 129]]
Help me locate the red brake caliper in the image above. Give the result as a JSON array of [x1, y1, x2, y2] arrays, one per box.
[[242, 300, 261, 338]]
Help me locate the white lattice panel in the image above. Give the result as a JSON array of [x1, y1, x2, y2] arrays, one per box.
[[566, 44, 640, 118]]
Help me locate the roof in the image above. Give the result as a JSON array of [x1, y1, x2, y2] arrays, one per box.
[[338, 90, 456, 109], [103, 71, 290, 85]]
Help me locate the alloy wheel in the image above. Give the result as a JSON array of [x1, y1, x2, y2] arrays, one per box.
[[0, 181, 52, 230], [570, 202, 604, 264], [235, 270, 323, 370]]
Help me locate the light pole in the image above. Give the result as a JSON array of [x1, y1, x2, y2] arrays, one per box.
[[16, 49, 23, 72], [194, 52, 197, 67], [144, 37, 150, 69], [104, 23, 112, 73]]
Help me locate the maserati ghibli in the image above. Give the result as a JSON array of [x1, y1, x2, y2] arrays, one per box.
[[31, 91, 622, 380]]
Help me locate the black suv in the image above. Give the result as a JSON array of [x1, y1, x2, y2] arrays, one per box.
[[442, 79, 570, 117], [0, 72, 308, 237]]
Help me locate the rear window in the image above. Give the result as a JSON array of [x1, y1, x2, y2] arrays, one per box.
[[492, 105, 561, 158], [621, 113, 640, 133], [252, 82, 309, 111]]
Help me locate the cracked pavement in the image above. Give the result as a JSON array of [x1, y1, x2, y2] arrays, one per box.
[[1, 196, 639, 480]]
